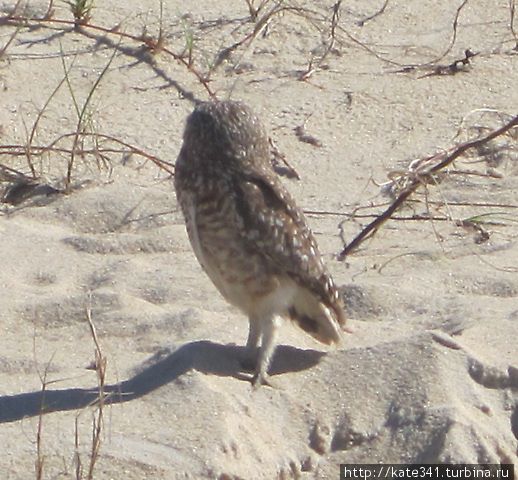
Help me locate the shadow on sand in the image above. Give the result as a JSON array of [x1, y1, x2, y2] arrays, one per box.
[[0, 340, 325, 424]]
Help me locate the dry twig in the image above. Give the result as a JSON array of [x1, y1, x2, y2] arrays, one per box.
[[356, 0, 390, 27], [294, 115, 323, 147], [298, 1, 341, 81], [269, 137, 301, 180], [510, 0, 518, 50], [338, 114, 518, 259], [417, 49, 478, 78]]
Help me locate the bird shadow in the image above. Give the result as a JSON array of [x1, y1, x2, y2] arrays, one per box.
[[0, 341, 325, 424]]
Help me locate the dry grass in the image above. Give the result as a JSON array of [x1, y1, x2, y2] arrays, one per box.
[[73, 305, 107, 480], [32, 304, 108, 480]]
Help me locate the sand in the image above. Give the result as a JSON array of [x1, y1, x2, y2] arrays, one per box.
[[0, 0, 517, 478]]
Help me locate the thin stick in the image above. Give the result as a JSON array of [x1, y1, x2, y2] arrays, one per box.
[[510, 0, 518, 49], [357, 0, 389, 27]]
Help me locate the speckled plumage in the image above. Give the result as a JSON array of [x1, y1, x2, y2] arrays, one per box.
[[174, 100, 346, 386]]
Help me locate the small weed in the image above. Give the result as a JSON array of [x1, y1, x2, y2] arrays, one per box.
[[67, 0, 94, 28], [183, 25, 195, 67], [63, 41, 119, 191]]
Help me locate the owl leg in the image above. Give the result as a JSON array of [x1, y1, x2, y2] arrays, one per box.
[[240, 315, 261, 372], [252, 315, 281, 388]]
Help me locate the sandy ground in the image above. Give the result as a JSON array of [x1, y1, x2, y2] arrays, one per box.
[[0, 0, 517, 478]]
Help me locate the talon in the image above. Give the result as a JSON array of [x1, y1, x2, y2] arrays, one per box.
[[251, 371, 277, 389]]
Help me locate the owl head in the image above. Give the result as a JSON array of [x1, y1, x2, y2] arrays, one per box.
[[180, 100, 270, 174]]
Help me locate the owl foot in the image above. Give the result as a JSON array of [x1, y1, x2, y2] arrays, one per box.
[[251, 371, 278, 389]]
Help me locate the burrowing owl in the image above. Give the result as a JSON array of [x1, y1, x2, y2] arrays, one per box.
[[174, 100, 346, 387]]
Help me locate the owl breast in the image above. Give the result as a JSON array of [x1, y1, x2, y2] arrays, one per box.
[[176, 173, 291, 315]]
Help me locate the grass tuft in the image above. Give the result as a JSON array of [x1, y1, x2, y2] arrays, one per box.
[[67, 0, 94, 28]]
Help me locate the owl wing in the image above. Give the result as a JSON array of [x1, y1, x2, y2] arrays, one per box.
[[235, 170, 346, 343]]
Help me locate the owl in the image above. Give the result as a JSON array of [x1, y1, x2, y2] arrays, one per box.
[[174, 100, 347, 387]]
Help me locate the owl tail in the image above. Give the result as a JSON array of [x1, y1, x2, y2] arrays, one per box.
[[287, 288, 347, 345]]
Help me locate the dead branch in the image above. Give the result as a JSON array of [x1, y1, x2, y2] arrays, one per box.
[[338, 114, 518, 260]]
